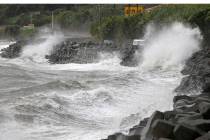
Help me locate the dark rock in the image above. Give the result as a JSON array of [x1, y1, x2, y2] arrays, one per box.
[[107, 133, 140, 140], [138, 117, 149, 126], [175, 45, 210, 93], [195, 132, 210, 140], [177, 113, 203, 123], [0, 40, 26, 58], [129, 125, 144, 136], [125, 135, 140, 140], [173, 95, 194, 103], [120, 43, 139, 67], [141, 111, 164, 140], [175, 75, 204, 93], [181, 119, 210, 132], [164, 111, 177, 122], [151, 119, 175, 139], [198, 102, 210, 119], [174, 100, 199, 113], [173, 124, 203, 140], [108, 133, 119, 140], [158, 138, 172, 140]]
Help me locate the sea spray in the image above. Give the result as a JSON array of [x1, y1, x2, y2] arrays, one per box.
[[140, 22, 202, 70], [21, 32, 64, 63]]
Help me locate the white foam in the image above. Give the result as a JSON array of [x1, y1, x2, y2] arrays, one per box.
[[21, 32, 64, 63], [140, 22, 202, 70]]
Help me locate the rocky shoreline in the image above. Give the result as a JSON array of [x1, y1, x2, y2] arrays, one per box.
[[102, 93, 210, 140], [101, 44, 210, 139], [1, 36, 210, 140], [0, 38, 139, 66]]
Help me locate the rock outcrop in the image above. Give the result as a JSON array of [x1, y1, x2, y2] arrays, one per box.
[[102, 20, 210, 139], [102, 93, 210, 140], [0, 40, 26, 58], [0, 38, 140, 67], [175, 46, 210, 93]]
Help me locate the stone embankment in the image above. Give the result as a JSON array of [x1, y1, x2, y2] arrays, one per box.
[[0, 39, 139, 66], [102, 41, 210, 140]]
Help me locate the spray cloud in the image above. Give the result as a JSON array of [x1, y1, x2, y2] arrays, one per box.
[[140, 22, 202, 70]]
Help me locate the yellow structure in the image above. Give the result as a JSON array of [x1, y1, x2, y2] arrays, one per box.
[[124, 5, 144, 16]]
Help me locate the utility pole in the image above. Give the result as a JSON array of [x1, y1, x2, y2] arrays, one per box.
[[30, 13, 33, 24], [51, 11, 54, 31], [98, 4, 101, 41]]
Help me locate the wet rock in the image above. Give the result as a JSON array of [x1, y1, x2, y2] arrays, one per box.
[[158, 138, 172, 140], [125, 135, 141, 140], [0, 40, 26, 58], [120, 43, 139, 67], [138, 117, 149, 126], [129, 125, 144, 136], [175, 46, 210, 93], [181, 119, 210, 132], [151, 119, 175, 139], [141, 111, 164, 140], [177, 113, 203, 123], [174, 75, 204, 93], [173, 95, 194, 103], [195, 132, 210, 140], [174, 100, 199, 113], [164, 111, 177, 121], [198, 102, 210, 119], [173, 124, 203, 140], [107, 133, 140, 140], [108, 133, 119, 140]]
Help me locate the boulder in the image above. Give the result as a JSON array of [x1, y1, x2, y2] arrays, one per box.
[[0, 40, 25, 58], [198, 102, 210, 119], [158, 138, 172, 140], [141, 111, 164, 140], [129, 125, 144, 136], [195, 132, 210, 140], [125, 135, 141, 140], [177, 113, 203, 123], [181, 119, 210, 132], [173, 124, 203, 140], [173, 95, 194, 103], [174, 101, 198, 113], [151, 119, 175, 139], [107, 133, 140, 140], [108, 133, 119, 140], [138, 117, 149, 126], [174, 75, 204, 93], [164, 111, 176, 121]]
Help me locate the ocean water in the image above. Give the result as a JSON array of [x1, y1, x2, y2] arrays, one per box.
[[0, 22, 201, 140]]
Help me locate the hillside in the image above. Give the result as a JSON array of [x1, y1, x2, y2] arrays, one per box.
[[90, 4, 210, 43]]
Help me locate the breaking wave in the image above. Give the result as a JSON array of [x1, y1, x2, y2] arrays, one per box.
[[140, 22, 202, 70], [0, 22, 203, 140]]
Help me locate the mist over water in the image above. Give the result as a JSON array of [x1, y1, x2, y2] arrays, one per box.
[[0, 22, 202, 140], [21, 32, 64, 63], [141, 22, 202, 70]]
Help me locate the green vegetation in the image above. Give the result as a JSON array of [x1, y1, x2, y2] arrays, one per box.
[[19, 27, 37, 39], [0, 4, 210, 42], [0, 5, 123, 33], [91, 4, 210, 42]]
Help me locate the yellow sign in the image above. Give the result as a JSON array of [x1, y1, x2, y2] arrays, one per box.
[[124, 5, 144, 16]]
